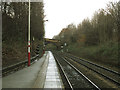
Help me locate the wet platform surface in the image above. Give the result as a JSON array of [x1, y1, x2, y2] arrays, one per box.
[[44, 51, 63, 88], [2, 51, 63, 88]]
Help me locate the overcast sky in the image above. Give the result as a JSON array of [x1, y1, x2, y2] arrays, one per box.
[[44, 0, 118, 39]]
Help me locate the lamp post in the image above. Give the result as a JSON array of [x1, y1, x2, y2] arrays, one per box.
[[27, 0, 44, 66], [28, 0, 31, 66]]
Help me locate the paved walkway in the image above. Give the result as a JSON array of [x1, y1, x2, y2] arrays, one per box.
[[3, 52, 49, 88], [44, 51, 63, 88], [2, 51, 63, 88]]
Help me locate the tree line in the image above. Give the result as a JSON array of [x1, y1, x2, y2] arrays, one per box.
[[53, 1, 119, 67], [54, 2, 119, 46], [2, 2, 45, 42], [2, 2, 45, 67]]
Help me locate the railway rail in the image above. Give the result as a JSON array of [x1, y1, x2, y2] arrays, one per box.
[[54, 51, 120, 88], [65, 53, 119, 75], [64, 53, 120, 86], [2, 54, 39, 77], [53, 52, 100, 89], [2, 50, 119, 89]]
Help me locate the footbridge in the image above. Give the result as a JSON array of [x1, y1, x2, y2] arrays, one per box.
[[44, 38, 62, 50]]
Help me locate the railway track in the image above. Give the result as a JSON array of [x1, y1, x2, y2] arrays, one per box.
[[63, 53, 120, 86], [53, 51, 120, 88], [53, 52, 100, 89]]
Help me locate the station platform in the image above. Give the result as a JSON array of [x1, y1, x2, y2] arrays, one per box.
[[44, 51, 63, 88], [2, 51, 63, 88]]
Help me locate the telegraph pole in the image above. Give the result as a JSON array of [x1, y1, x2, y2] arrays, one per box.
[[28, 0, 31, 66]]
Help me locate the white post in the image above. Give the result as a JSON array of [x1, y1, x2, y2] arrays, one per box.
[[28, 0, 31, 66]]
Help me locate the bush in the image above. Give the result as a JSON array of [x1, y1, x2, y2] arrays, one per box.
[[67, 42, 118, 67]]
